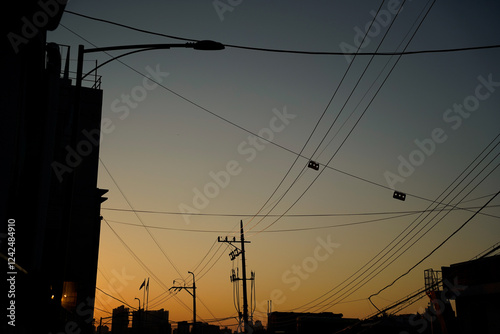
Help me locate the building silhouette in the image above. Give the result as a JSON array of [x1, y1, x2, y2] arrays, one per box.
[[441, 254, 500, 334], [96, 324, 110, 333], [132, 308, 171, 334], [175, 321, 190, 334], [1, 2, 106, 333], [112, 305, 130, 334], [267, 311, 358, 334]]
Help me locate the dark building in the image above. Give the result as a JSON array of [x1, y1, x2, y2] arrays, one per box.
[[132, 308, 171, 334], [267, 311, 358, 334], [441, 254, 500, 334], [196, 322, 221, 334], [175, 321, 190, 334], [1, 2, 106, 333], [112, 305, 130, 334], [96, 324, 110, 333]]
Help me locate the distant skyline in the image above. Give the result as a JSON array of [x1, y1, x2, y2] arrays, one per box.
[[48, 1, 500, 330]]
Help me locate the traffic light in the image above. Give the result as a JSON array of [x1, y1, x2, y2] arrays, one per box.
[[393, 191, 406, 201], [308, 160, 319, 170]]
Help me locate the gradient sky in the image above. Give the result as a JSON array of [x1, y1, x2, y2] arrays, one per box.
[[48, 1, 500, 330]]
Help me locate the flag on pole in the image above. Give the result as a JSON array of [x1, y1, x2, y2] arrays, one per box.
[[139, 279, 146, 290]]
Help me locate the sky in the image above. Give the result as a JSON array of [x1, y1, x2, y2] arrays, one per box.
[[48, 0, 500, 330]]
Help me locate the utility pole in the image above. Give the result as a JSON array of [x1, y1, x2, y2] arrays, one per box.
[[189, 271, 196, 332], [239, 220, 249, 330], [169, 272, 197, 333], [218, 220, 254, 333]]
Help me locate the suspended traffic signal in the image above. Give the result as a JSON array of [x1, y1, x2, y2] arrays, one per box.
[[393, 191, 406, 201], [308, 160, 319, 170]]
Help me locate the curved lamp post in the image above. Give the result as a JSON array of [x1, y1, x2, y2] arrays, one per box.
[[76, 40, 225, 88]]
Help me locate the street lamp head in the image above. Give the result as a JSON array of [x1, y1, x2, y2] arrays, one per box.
[[191, 40, 225, 51]]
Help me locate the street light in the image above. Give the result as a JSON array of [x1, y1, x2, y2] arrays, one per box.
[[76, 40, 225, 88], [134, 297, 142, 334]]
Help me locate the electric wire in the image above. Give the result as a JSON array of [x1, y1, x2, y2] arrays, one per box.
[[244, 0, 387, 232], [368, 189, 500, 305], [59, 7, 500, 322], [277, 0, 444, 312], [250, 0, 426, 237], [96, 286, 138, 310], [63, 9, 500, 56], [59, 23, 498, 220], [100, 159, 185, 279], [57, 11, 500, 223], [101, 158, 213, 319], [97, 267, 129, 312], [191, 239, 218, 273], [309, 132, 500, 313], [103, 218, 194, 314], [297, 129, 499, 313], [60, 21, 498, 227], [101, 203, 500, 219], [106, 212, 417, 233], [365, 141, 500, 310], [333, 238, 500, 334], [370, 191, 500, 308]]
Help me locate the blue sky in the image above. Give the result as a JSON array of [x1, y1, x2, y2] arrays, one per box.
[[48, 0, 500, 329]]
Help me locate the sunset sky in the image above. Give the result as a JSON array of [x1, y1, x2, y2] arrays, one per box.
[[48, 1, 500, 330]]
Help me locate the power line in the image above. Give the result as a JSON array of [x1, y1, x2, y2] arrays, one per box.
[[101, 204, 499, 217], [102, 218, 198, 317], [244, 0, 388, 233], [100, 202, 500, 219], [60, 22, 497, 226], [298, 128, 500, 314], [365, 140, 500, 311], [97, 268, 129, 310], [96, 286, 138, 310], [280, 0, 443, 313], [108, 212, 413, 233], [100, 158, 186, 280], [60, 10, 500, 322], [368, 189, 500, 303], [341, 240, 500, 334], [317, 133, 500, 313], [63, 10, 500, 56], [250, 0, 432, 237]]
